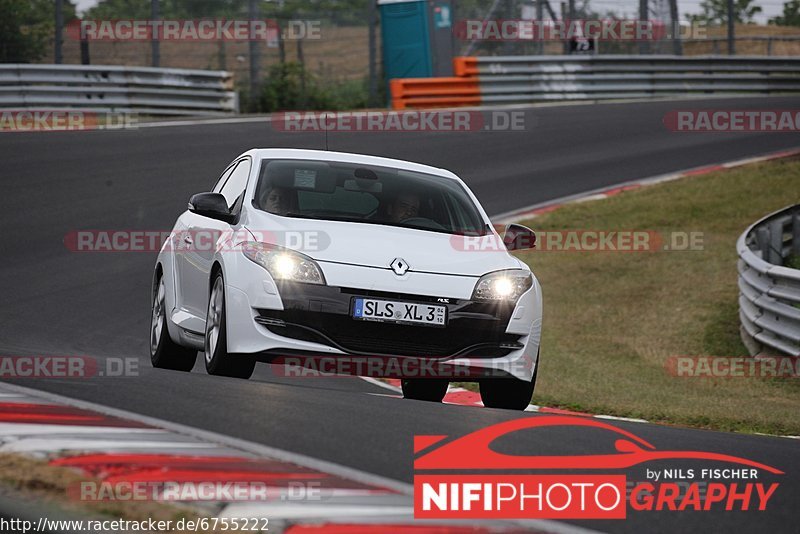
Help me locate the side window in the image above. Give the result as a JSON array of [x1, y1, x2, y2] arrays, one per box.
[[219, 158, 252, 212], [212, 162, 237, 193]]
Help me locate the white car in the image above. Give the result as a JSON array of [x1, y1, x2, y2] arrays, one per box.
[[150, 149, 542, 409]]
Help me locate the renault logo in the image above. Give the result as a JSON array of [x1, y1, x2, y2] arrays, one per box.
[[390, 258, 410, 276]]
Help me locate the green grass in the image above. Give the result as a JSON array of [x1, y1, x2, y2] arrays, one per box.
[[459, 157, 800, 435]]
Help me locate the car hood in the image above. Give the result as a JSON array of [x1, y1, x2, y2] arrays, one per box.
[[244, 213, 522, 277]]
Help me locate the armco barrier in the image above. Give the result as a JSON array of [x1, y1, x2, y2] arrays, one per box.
[[738, 204, 800, 358], [391, 55, 800, 109], [390, 77, 479, 110], [0, 64, 237, 116]]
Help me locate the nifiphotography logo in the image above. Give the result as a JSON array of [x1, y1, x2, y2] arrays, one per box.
[[413, 417, 782, 519]]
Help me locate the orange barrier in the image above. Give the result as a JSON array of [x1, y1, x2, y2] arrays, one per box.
[[453, 56, 479, 77], [390, 76, 480, 110]]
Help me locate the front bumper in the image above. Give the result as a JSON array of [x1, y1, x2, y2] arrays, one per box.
[[223, 262, 542, 381]]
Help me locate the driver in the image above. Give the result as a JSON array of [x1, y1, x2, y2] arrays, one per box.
[[261, 186, 296, 215], [386, 192, 420, 223]]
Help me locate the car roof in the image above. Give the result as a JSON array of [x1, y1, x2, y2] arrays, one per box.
[[242, 148, 461, 181]]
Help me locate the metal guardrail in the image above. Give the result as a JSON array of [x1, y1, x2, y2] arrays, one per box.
[[390, 55, 800, 109], [737, 204, 800, 358], [0, 64, 238, 116]]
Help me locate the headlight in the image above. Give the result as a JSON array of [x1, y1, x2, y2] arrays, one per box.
[[472, 270, 532, 301], [241, 242, 326, 285]]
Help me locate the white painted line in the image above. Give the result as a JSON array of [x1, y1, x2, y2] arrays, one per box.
[[594, 414, 651, 424], [0, 438, 217, 453], [219, 503, 413, 520], [754, 432, 800, 440], [221, 503, 603, 533], [358, 376, 401, 393], [572, 193, 611, 203], [136, 116, 273, 129], [0, 423, 164, 436]]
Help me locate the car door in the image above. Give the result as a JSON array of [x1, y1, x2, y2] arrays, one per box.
[[174, 160, 236, 329], [181, 157, 252, 324]]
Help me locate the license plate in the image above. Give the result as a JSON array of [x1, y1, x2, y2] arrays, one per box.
[[352, 298, 446, 327]]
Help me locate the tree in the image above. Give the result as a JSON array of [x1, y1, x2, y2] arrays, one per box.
[[691, 0, 763, 24], [0, 0, 75, 62], [86, 0, 246, 19], [769, 0, 800, 25], [85, 0, 370, 24]]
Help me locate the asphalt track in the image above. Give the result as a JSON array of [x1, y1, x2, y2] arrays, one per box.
[[1, 97, 799, 532]]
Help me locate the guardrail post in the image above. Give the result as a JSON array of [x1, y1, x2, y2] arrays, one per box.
[[727, 0, 736, 55], [536, 0, 544, 55], [756, 227, 770, 260], [151, 0, 160, 67], [80, 33, 90, 65], [248, 0, 261, 108], [792, 213, 800, 256], [54, 0, 63, 64], [769, 220, 785, 264], [638, 0, 649, 55]]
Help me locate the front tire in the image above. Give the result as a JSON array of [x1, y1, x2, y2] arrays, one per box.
[[479, 363, 537, 410], [401, 378, 448, 402], [204, 272, 255, 379], [150, 273, 197, 371]]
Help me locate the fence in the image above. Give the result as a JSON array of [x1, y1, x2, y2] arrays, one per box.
[[390, 55, 800, 109], [0, 64, 237, 116], [738, 204, 800, 358]]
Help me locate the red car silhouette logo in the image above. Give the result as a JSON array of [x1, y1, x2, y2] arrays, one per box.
[[414, 416, 783, 473]]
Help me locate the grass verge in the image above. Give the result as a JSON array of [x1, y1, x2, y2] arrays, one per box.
[[461, 157, 800, 435]]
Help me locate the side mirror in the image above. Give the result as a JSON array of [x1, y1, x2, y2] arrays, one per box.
[[188, 193, 235, 223], [503, 223, 536, 251]]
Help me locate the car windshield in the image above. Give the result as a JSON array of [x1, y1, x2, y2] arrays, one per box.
[[253, 159, 488, 236]]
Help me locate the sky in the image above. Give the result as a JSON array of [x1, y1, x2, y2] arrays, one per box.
[[71, 0, 787, 26]]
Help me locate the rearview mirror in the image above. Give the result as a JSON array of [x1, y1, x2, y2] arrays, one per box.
[[188, 193, 235, 223], [503, 224, 536, 251]]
